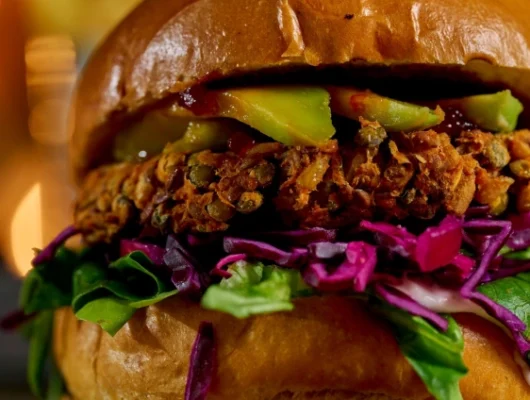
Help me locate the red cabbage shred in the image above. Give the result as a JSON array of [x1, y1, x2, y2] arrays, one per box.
[[185, 322, 216, 400]]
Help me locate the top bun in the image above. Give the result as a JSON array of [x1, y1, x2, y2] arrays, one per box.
[[70, 0, 530, 181]]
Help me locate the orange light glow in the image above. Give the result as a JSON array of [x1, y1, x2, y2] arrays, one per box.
[[10, 183, 43, 277], [25, 35, 77, 146]]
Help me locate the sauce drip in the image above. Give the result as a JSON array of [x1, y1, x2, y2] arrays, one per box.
[[228, 131, 256, 155], [433, 107, 479, 136], [176, 86, 219, 116]]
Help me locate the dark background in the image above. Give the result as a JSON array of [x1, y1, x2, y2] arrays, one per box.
[[0, 1, 141, 398]]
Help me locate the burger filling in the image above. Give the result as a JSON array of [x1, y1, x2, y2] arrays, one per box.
[[7, 84, 530, 400]]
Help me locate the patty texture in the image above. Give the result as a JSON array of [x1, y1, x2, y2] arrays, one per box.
[[75, 126, 530, 244]]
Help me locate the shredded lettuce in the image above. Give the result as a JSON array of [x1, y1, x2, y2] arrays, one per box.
[[201, 261, 312, 318], [373, 303, 467, 400]]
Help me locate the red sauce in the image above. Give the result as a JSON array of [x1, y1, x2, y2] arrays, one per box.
[[433, 106, 479, 136], [176, 86, 219, 116], [228, 131, 256, 155], [349, 93, 368, 114]]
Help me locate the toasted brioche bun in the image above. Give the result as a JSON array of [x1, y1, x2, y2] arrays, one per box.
[[70, 0, 530, 181], [53, 296, 530, 399]]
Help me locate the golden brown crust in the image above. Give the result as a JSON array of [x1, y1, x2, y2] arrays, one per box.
[[73, 130, 530, 243], [53, 296, 530, 400], [70, 0, 530, 181]]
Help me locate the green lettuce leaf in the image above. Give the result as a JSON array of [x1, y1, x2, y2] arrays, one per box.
[[75, 297, 137, 336], [20, 248, 78, 314], [46, 355, 65, 400], [374, 304, 467, 400], [109, 251, 172, 294], [72, 262, 141, 312], [27, 310, 54, 399], [201, 261, 312, 318], [478, 244, 530, 336], [19, 247, 186, 399], [20, 310, 65, 400], [502, 247, 530, 261], [129, 289, 179, 308], [22, 247, 180, 336], [478, 272, 530, 337], [71, 251, 178, 335], [72, 251, 175, 312]]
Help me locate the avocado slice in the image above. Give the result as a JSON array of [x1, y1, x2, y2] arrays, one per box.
[[215, 86, 335, 146], [113, 86, 336, 160], [114, 110, 192, 162], [114, 113, 239, 161], [448, 90, 523, 132], [328, 86, 444, 132], [165, 119, 236, 154]]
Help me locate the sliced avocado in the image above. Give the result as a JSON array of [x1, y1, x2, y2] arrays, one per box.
[[165, 119, 235, 154], [113, 111, 192, 162], [328, 86, 444, 132], [450, 90, 523, 132], [215, 86, 335, 146]]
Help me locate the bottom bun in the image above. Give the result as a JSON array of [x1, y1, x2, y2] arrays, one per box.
[[53, 296, 530, 400]]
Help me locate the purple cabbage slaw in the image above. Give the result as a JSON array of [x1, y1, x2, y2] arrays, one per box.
[[215, 215, 530, 363], [223, 237, 308, 268], [247, 227, 337, 246], [212, 254, 246, 278], [120, 240, 166, 265], [32, 225, 79, 266], [28, 213, 530, 372], [374, 284, 449, 331], [185, 321, 216, 400], [470, 292, 530, 357], [508, 212, 530, 250], [119, 236, 206, 295], [304, 242, 377, 292], [360, 216, 471, 277], [164, 236, 203, 295], [460, 220, 512, 294], [0, 309, 36, 332]]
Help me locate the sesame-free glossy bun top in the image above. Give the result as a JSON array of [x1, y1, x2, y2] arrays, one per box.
[[70, 0, 530, 180]]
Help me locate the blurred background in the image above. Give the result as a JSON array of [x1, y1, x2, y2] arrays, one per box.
[[0, 1, 141, 398]]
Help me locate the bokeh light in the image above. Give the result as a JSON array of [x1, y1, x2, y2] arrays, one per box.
[[10, 183, 42, 277], [0, 0, 142, 276]]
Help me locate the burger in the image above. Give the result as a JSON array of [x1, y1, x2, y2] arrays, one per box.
[[5, 0, 530, 399]]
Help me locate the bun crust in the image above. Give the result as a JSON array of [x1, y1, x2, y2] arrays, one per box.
[[70, 0, 530, 180], [53, 296, 530, 400]]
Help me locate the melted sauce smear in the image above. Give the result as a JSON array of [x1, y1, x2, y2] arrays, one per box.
[[349, 93, 368, 114], [228, 131, 256, 155], [432, 107, 479, 135], [176, 86, 219, 116]]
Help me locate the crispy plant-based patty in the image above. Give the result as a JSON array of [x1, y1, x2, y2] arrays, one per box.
[[74, 126, 530, 244]]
